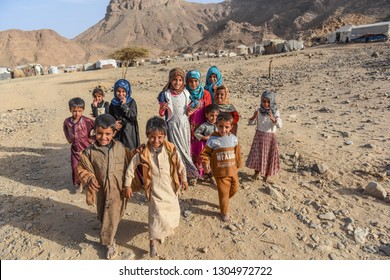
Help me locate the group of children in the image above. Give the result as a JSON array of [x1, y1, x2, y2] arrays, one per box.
[[62, 65, 282, 259]]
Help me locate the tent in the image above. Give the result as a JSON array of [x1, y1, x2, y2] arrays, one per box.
[[327, 25, 354, 43], [351, 21, 390, 43], [0, 67, 12, 80], [96, 59, 117, 69]]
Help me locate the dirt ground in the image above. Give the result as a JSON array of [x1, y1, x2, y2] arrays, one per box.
[[0, 42, 389, 261]]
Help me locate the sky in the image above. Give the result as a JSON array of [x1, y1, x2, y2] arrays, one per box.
[[0, 0, 223, 39]]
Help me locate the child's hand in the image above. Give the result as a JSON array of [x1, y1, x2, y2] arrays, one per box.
[[204, 165, 211, 174], [136, 144, 145, 153], [93, 97, 98, 107], [88, 177, 100, 192], [203, 135, 210, 141], [269, 111, 276, 123], [123, 186, 132, 198], [120, 97, 127, 105], [182, 181, 188, 191], [115, 120, 122, 131], [160, 102, 168, 111]]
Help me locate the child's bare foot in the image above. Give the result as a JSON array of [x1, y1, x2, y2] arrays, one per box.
[[221, 214, 231, 223], [252, 171, 260, 180], [189, 178, 197, 187], [209, 177, 216, 186], [150, 240, 158, 257], [106, 244, 118, 260]]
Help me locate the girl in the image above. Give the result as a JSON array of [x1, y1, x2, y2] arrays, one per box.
[[91, 87, 109, 118], [246, 90, 282, 182], [214, 85, 240, 135], [158, 68, 199, 183], [109, 79, 140, 150], [124, 116, 188, 257], [204, 65, 223, 102], [185, 69, 212, 179]]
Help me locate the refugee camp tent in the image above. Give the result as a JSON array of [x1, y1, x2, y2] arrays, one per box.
[[351, 21, 390, 43], [327, 25, 354, 43], [0, 67, 12, 80], [13, 64, 44, 78], [48, 66, 59, 74], [236, 45, 249, 55], [83, 63, 96, 71], [96, 59, 117, 69]]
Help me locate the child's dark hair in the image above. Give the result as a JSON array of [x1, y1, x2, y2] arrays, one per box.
[[146, 116, 167, 136], [68, 97, 85, 110], [95, 114, 116, 130], [217, 112, 233, 123], [92, 87, 105, 97], [216, 85, 227, 92], [205, 103, 219, 114]]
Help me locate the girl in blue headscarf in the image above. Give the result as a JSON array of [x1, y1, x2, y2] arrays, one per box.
[[204, 66, 223, 102], [109, 79, 140, 150], [185, 70, 212, 180]]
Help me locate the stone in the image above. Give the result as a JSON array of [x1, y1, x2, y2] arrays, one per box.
[[363, 181, 387, 199], [312, 163, 329, 174], [318, 211, 336, 221], [379, 245, 390, 256], [354, 227, 369, 244]]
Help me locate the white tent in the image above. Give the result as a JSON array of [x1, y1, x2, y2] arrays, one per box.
[[351, 21, 390, 42], [327, 25, 354, 43]]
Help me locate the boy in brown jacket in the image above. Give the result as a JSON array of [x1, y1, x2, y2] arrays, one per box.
[[77, 114, 138, 259], [201, 112, 242, 223]]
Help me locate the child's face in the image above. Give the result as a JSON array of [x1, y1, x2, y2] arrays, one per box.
[[214, 89, 226, 104], [95, 126, 114, 146], [170, 75, 184, 91], [94, 94, 104, 103], [262, 97, 271, 109], [206, 111, 219, 124], [216, 119, 232, 136], [116, 87, 127, 100], [209, 74, 217, 84], [148, 130, 166, 149], [70, 106, 84, 122], [187, 78, 199, 90]]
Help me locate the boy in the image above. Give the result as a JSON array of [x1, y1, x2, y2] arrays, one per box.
[[201, 112, 242, 223], [194, 103, 219, 184], [77, 114, 139, 259], [123, 116, 188, 257], [63, 97, 94, 193]]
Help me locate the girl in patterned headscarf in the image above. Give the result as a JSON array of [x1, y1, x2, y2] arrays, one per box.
[[157, 68, 199, 184], [246, 90, 282, 182], [205, 65, 223, 102], [185, 69, 212, 179], [109, 79, 140, 150]]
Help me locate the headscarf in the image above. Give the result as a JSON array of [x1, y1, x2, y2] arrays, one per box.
[[162, 67, 185, 93], [185, 70, 204, 108], [205, 66, 223, 98], [111, 79, 132, 107], [259, 90, 277, 115]]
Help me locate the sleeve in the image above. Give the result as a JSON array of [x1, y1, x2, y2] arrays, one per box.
[[176, 150, 188, 183], [200, 144, 212, 166], [121, 100, 138, 122], [235, 142, 243, 169], [77, 150, 95, 185], [104, 102, 110, 114], [232, 111, 240, 124], [91, 103, 98, 118], [63, 120, 72, 144], [124, 153, 141, 187], [275, 110, 282, 129], [87, 118, 95, 143], [194, 124, 205, 141]]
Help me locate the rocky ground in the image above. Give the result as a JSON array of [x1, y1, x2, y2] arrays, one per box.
[[0, 42, 389, 261]]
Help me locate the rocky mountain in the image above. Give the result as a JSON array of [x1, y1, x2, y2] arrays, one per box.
[[1, 0, 390, 67]]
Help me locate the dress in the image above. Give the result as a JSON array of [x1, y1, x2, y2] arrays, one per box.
[[125, 142, 187, 241], [189, 90, 212, 177], [109, 100, 140, 150], [246, 110, 282, 176], [160, 89, 198, 179], [91, 101, 109, 117], [63, 116, 94, 186]]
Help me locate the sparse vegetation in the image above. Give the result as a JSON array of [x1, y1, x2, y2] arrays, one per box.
[[110, 47, 149, 79]]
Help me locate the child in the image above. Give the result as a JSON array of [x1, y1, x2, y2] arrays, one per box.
[[185, 69, 212, 180], [194, 103, 219, 184], [246, 90, 282, 182], [91, 87, 109, 117], [204, 65, 223, 102], [77, 114, 139, 260], [63, 97, 94, 193], [214, 85, 240, 135], [124, 116, 188, 257], [158, 67, 198, 184], [201, 112, 242, 223], [109, 79, 140, 150]]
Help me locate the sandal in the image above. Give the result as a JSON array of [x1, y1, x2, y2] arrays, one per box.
[[106, 244, 118, 260]]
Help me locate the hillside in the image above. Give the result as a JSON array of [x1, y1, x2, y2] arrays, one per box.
[[1, 0, 390, 67]]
